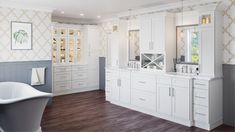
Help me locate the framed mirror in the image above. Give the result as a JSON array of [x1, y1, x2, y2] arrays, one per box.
[[176, 25, 200, 64], [128, 30, 140, 61]]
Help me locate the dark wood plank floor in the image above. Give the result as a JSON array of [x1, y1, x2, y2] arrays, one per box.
[[42, 90, 234, 132]]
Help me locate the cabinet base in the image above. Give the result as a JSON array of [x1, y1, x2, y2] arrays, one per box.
[[194, 119, 223, 131], [108, 100, 192, 127]]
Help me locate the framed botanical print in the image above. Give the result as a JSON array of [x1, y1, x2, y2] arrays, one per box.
[[11, 21, 32, 50]]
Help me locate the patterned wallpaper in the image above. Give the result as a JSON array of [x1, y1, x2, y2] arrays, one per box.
[[224, 0, 235, 64], [0, 7, 52, 62]]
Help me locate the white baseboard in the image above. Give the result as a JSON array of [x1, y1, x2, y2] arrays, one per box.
[[194, 119, 223, 131]]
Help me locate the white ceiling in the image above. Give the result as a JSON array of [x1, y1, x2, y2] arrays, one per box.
[[0, 0, 184, 21]]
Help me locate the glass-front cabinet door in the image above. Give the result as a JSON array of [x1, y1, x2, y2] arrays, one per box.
[[68, 29, 75, 63], [52, 27, 83, 64], [76, 30, 81, 63], [52, 37, 57, 63], [60, 37, 66, 63]]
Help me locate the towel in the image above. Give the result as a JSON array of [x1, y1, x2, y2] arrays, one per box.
[[31, 67, 46, 86]]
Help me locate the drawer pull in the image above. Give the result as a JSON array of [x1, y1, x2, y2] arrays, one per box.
[[195, 112, 206, 116], [195, 83, 206, 86], [195, 96, 206, 99], [169, 87, 171, 96], [139, 98, 146, 101], [138, 81, 146, 84]]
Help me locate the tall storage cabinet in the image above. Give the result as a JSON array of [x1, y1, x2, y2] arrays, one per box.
[[52, 23, 100, 95], [198, 9, 223, 77], [85, 26, 100, 89]]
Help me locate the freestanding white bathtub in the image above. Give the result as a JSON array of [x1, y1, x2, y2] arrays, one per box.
[[0, 82, 52, 132]]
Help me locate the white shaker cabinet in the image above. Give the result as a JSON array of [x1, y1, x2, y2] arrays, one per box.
[[140, 18, 152, 52], [119, 70, 131, 104], [157, 84, 172, 116], [140, 12, 175, 54], [151, 16, 165, 53], [199, 26, 214, 77], [131, 72, 157, 111], [85, 26, 100, 89], [193, 78, 223, 130], [105, 69, 131, 104], [157, 76, 192, 126]]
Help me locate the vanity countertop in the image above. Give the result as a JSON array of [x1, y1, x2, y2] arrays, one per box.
[[105, 67, 221, 80]]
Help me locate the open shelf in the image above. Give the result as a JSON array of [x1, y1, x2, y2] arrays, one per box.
[[141, 53, 165, 70]]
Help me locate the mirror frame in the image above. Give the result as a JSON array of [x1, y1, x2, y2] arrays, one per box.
[[176, 24, 199, 65], [128, 29, 140, 61]]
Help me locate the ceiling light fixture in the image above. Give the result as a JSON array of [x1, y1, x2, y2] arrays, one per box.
[[61, 11, 65, 14], [97, 16, 101, 18], [80, 13, 84, 16]]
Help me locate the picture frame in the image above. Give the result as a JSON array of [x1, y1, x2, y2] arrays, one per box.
[[11, 21, 32, 50]]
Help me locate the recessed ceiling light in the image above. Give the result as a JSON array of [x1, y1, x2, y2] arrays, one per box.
[[97, 16, 101, 18], [80, 13, 84, 16], [61, 11, 65, 14]]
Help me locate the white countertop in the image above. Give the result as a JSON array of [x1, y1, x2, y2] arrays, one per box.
[[105, 67, 221, 80]]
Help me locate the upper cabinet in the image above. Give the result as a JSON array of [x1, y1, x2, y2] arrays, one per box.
[[52, 24, 84, 64], [198, 9, 223, 77], [140, 13, 175, 54], [139, 13, 176, 72]]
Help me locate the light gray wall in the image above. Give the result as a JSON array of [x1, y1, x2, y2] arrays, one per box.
[[0, 60, 52, 93], [223, 64, 235, 127]]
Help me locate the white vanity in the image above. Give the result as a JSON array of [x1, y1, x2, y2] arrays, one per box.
[[105, 2, 223, 131]]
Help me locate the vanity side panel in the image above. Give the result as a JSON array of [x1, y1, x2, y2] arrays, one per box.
[[209, 78, 223, 128]]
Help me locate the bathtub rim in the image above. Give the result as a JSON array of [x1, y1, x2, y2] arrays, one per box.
[[0, 82, 53, 105]]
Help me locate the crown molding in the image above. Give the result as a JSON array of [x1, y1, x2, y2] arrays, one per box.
[[0, 1, 55, 12], [117, 0, 222, 18]]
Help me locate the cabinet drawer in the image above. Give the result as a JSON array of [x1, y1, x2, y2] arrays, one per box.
[[106, 69, 119, 78], [193, 89, 208, 107], [54, 72, 71, 82], [132, 74, 156, 92], [194, 105, 209, 122], [54, 66, 72, 72], [72, 73, 88, 80], [194, 80, 208, 89], [106, 79, 112, 87], [71, 80, 87, 89], [172, 78, 190, 88], [157, 76, 171, 85], [131, 90, 156, 111], [72, 65, 87, 71], [54, 81, 71, 91]]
